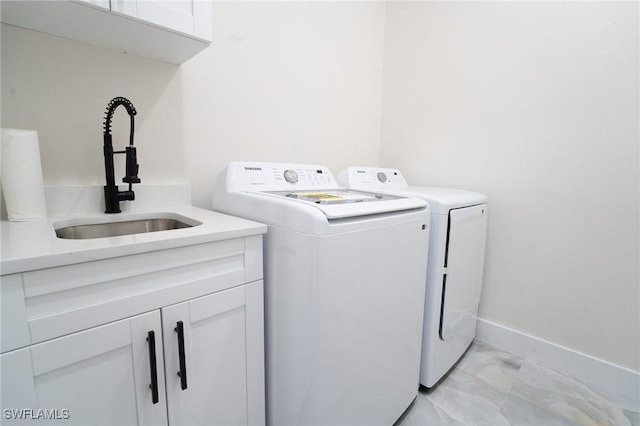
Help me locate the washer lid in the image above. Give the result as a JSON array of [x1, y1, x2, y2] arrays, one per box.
[[268, 189, 389, 204], [263, 189, 427, 219]]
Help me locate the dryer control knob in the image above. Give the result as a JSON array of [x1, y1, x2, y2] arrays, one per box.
[[284, 169, 299, 184], [377, 172, 387, 183]]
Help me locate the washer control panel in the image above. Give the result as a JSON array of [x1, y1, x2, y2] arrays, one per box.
[[337, 167, 409, 191], [226, 162, 338, 191]]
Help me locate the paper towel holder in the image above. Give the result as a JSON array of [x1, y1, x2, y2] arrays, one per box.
[[103, 97, 140, 214]]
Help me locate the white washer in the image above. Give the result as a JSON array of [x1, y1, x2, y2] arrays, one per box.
[[212, 162, 431, 425], [338, 167, 488, 388]]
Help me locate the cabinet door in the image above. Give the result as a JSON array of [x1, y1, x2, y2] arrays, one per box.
[[110, 0, 138, 18], [112, 0, 212, 40], [1, 311, 168, 426], [163, 281, 265, 426], [137, 0, 195, 36], [75, 0, 110, 10], [1, 348, 39, 425]]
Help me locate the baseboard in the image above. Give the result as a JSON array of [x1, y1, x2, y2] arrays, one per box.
[[476, 318, 640, 407]]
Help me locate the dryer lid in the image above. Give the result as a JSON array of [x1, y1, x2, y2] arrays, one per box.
[[337, 166, 488, 214]]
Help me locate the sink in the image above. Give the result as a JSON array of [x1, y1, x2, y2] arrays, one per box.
[[55, 213, 201, 240]]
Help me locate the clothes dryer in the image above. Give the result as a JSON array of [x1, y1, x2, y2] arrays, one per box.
[[338, 167, 488, 388], [212, 162, 431, 425]]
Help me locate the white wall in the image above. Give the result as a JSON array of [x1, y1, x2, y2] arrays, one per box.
[[1, 1, 385, 208], [2, 0, 638, 375], [180, 1, 386, 208], [1, 24, 187, 186], [381, 1, 639, 371]]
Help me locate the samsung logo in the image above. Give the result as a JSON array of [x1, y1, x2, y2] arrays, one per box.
[[244, 167, 262, 171]]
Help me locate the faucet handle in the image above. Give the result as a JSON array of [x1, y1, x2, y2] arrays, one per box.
[[123, 146, 141, 184]]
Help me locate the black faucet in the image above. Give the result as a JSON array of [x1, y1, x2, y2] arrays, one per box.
[[103, 97, 140, 213]]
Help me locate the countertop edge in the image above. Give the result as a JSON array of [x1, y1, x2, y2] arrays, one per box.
[[1, 206, 267, 275]]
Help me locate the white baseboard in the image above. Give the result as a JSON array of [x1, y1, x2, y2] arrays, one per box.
[[476, 318, 640, 407]]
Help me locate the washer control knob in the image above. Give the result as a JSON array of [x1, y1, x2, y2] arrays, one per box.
[[284, 169, 299, 184], [377, 172, 387, 183]]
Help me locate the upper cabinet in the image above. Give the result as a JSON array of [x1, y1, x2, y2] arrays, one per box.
[[0, 0, 213, 64], [112, 0, 212, 41], [78, 0, 111, 10]]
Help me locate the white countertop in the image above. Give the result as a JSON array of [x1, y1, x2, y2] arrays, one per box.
[[1, 206, 267, 275]]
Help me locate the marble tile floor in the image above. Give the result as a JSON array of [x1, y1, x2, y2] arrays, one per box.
[[396, 341, 639, 426]]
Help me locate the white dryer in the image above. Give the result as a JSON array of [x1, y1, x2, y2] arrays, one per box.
[[338, 167, 488, 388], [212, 162, 431, 425]]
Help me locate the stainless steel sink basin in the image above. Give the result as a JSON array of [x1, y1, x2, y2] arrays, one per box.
[[55, 216, 199, 239]]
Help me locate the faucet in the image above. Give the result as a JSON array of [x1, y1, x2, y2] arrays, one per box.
[[102, 96, 140, 213]]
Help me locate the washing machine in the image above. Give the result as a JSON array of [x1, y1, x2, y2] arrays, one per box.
[[212, 162, 431, 425], [338, 167, 488, 388]]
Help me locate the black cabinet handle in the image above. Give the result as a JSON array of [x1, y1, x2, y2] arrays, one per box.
[[146, 331, 159, 404], [175, 321, 188, 390]]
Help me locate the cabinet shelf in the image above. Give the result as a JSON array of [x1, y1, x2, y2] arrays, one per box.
[[1, 0, 212, 64]]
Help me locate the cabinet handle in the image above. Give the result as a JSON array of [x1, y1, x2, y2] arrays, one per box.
[[175, 321, 188, 390], [146, 331, 159, 404]]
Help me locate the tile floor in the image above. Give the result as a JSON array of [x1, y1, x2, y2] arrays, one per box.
[[396, 341, 639, 426]]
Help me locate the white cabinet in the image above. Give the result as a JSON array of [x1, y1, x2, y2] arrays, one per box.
[[112, 0, 213, 41], [77, 0, 110, 10], [0, 0, 212, 64], [1, 311, 168, 426], [0, 236, 265, 425], [163, 283, 265, 426]]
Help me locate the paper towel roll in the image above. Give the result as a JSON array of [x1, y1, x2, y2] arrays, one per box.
[[1, 128, 48, 221]]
